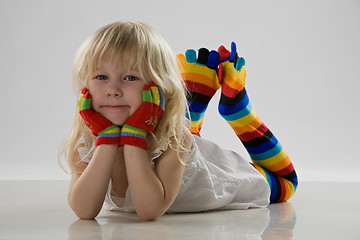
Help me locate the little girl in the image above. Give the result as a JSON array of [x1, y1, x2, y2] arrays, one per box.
[[59, 21, 297, 221]]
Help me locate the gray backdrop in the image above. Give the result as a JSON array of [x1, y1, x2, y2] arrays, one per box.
[[1, 0, 359, 181]]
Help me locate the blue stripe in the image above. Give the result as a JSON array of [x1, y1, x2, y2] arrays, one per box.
[[185, 111, 190, 120], [98, 133, 121, 138], [255, 165, 278, 202], [218, 94, 249, 115], [290, 177, 299, 187], [189, 111, 205, 122], [158, 88, 165, 109], [260, 167, 278, 203], [250, 142, 283, 160], [245, 135, 279, 154], [263, 168, 272, 190], [262, 167, 277, 202], [188, 101, 208, 113], [221, 103, 252, 121], [121, 132, 146, 139], [269, 172, 278, 203]]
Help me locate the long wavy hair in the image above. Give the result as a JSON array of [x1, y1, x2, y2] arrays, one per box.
[[58, 21, 189, 173]]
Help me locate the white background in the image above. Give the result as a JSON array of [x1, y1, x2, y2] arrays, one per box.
[[0, 0, 359, 181]]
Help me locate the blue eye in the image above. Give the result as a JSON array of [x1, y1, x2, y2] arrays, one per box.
[[96, 75, 108, 80], [125, 75, 138, 81]]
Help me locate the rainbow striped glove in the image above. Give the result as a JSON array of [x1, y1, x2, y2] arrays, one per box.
[[120, 82, 165, 150], [78, 88, 121, 146]]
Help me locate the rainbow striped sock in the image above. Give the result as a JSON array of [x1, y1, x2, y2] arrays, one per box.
[[177, 48, 220, 136], [218, 43, 298, 202]]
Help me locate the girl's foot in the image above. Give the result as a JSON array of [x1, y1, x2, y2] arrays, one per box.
[[177, 48, 220, 135]]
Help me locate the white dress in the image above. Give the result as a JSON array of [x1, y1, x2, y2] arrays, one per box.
[[77, 134, 270, 213]]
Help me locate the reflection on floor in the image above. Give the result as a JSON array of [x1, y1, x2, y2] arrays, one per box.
[[0, 181, 359, 240]]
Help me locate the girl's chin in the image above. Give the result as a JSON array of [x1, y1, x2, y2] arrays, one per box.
[[109, 119, 126, 126], [102, 116, 125, 126], [99, 109, 131, 126]]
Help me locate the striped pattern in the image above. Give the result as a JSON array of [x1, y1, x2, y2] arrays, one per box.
[[177, 48, 220, 136], [120, 82, 165, 150], [218, 43, 297, 202], [120, 124, 148, 150], [78, 88, 121, 146], [96, 125, 122, 146]]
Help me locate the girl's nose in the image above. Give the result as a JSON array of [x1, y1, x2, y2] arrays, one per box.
[[106, 86, 122, 97]]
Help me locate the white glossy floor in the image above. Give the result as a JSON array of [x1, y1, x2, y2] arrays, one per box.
[[0, 181, 359, 240]]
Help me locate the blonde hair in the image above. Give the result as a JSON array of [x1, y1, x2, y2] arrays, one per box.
[[58, 21, 189, 173]]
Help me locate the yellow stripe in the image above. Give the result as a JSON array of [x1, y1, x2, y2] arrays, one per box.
[[222, 62, 246, 90], [227, 109, 257, 128], [266, 155, 291, 172], [253, 164, 267, 179], [184, 62, 217, 77], [252, 149, 288, 168], [150, 86, 160, 105], [176, 53, 187, 71], [177, 53, 216, 78], [107, 128, 121, 134], [282, 179, 295, 201], [232, 116, 263, 135], [124, 127, 147, 137], [77, 93, 84, 111], [190, 117, 204, 128], [177, 53, 220, 90]]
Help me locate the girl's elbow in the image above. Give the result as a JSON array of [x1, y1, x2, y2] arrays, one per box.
[[136, 208, 165, 221], [138, 213, 160, 221], [74, 210, 99, 220], [69, 200, 100, 220]]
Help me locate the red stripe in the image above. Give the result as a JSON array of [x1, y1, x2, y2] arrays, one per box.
[[239, 123, 268, 142], [221, 81, 239, 98], [185, 81, 217, 97], [96, 137, 120, 146], [278, 175, 287, 202], [274, 163, 295, 177]]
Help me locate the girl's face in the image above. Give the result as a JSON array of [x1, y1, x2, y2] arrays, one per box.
[[88, 60, 148, 126]]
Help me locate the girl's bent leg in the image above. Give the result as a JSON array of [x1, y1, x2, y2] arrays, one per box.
[[218, 42, 298, 203]]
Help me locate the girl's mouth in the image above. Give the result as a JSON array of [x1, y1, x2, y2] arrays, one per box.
[[102, 105, 129, 108]]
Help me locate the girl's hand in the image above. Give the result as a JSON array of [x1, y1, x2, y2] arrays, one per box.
[[78, 88, 121, 146], [120, 82, 165, 150]]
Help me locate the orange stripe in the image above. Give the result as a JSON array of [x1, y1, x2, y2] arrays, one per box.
[[266, 155, 291, 172], [233, 115, 263, 136], [282, 179, 295, 201], [181, 73, 220, 91], [222, 62, 246, 90], [274, 162, 295, 176]]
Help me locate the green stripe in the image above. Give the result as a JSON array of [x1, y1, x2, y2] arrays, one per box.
[[142, 89, 152, 102], [81, 98, 92, 110], [123, 125, 147, 135], [99, 125, 121, 135]]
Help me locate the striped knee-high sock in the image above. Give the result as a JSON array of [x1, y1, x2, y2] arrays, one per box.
[[177, 48, 220, 136], [218, 43, 298, 203]]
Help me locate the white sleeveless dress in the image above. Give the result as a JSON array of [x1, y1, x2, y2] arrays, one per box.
[[78, 134, 270, 213]]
